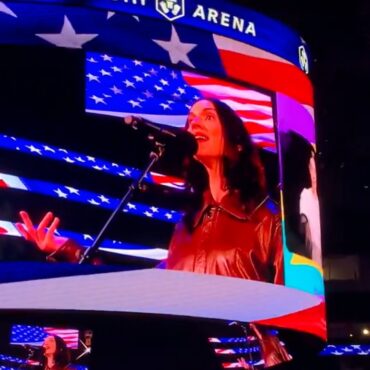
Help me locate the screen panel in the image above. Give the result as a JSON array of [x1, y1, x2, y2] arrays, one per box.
[[0, 0, 325, 353]]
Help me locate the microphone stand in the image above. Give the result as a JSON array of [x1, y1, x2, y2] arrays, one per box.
[[240, 324, 255, 370], [17, 346, 37, 369], [79, 139, 165, 264]]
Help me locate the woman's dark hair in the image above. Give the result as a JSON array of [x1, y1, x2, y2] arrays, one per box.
[[54, 335, 71, 367], [182, 98, 267, 230], [281, 130, 315, 191], [41, 335, 71, 369]]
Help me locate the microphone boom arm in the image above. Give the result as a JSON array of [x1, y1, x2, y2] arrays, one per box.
[[79, 140, 165, 264]]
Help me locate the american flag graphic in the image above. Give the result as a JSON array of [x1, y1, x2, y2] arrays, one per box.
[[85, 52, 276, 151], [0, 2, 281, 270], [208, 335, 289, 369], [10, 325, 79, 349]]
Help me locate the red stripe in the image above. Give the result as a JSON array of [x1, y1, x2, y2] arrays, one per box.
[[182, 73, 272, 105], [0, 227, 8, 235], [236, 110, 272, 121], [0, 179, 8, 188], [253, 141, 276, 149], [151, 174, 183, 184], [255, 301, 326, 340], [219, 50, 313, 106], [244, 122, 274, 135], [199, 90, 272, 107]]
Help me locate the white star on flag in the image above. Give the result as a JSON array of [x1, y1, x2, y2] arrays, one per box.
[[160, 103, 171, 110], [150, 207, 159, 213], [84, 234, 94, 241], [76, 156, 85, 162], [107, 11, 115, 19], [65, 186, 80, 195], [87, 156, 95, 162], [144, 211, 153, 218], [86, 73, 100, 82], [133, 60, 143, 66], [123, 168, 132, 175], [26, 145, 42, 155], [87, 57, 98, 63], [88, 199, 100, 205], [111, 163, 119, 167], [110, 85, 122, 95], [43, 145, 55, 153], [101, 54, 113, 62], [111, 66, 122, 73], [93, 165, 103, 170], [100, 69, 112, 76], [332, 351, 343, 355], [128, 100, 141, 108], [133, 75, 144, 82], [165, 213, 173, 219], [59, 148, 68, 153], [0, 2, 17, 17], [127, 203, 136, 209], [36, 16, 98, 49], [64, 157, 75, 163], [98, 195, 110, 203], [54, 188, 68, 198], [152, 25, 197, 68], [124, 79, 135, 88], [90, 95, 106, 104], [143, 90, 153, 98]]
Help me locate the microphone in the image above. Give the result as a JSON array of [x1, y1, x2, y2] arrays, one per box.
[[123, 115, 198, 157]]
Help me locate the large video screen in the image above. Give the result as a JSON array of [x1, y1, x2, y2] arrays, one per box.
[[0, 0, 325, 357]]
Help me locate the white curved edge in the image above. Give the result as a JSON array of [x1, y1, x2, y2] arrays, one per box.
[[0, 269, 321, 323]]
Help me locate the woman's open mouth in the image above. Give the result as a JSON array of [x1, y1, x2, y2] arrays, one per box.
[[194, 134, 209, 142]]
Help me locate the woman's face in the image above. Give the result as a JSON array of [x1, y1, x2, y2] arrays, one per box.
[[187, 100, 224, 162], [43, 336, 56, 356]]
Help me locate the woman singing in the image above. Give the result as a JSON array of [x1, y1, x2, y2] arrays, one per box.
[[16, 99, 283, 284], [40, 335, 71, 370]]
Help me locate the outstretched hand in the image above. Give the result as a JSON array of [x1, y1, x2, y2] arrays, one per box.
[[16, 211, 67, 254]]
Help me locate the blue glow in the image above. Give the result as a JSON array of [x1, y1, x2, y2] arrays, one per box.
[[0, 134, 185, 190], [0, 171, 181, 223], [320, 344, 370, 356]]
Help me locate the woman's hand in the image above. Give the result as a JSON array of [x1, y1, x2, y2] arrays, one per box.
[[16, 211, 67, 254]]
